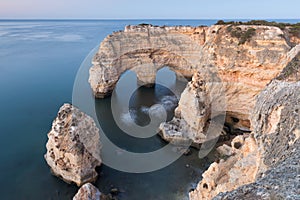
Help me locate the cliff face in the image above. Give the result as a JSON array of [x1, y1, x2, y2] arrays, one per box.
[[88, 25, 300, 199], [189, 55, 300, 199], [199, 25, 293, 121], [212, 80, 300, 200], [89, 25, 207, 98], [44, 104, 102, 186], [90, 24, 299, 139]]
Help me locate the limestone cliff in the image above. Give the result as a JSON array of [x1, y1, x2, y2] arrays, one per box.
[[189, 56, 300, 199], [88, 24, 300, 199], [212, 79, 300, 200], [90, 24, 299, 137], [45, 104, 102, 186], [89, 25, 207, 98]]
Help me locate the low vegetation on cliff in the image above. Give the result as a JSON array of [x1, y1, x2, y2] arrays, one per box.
[[216, 20, 300, 37], [226, 25, 256, 45]]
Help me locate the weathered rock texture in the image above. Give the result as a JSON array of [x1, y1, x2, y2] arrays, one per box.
[[213, 150, 300, 200], [45, 104, 102, 186], [89, 25, 207, 98], [159, 69, 226, 145], [89, 24, 300, 199], [73, 183, 102, 200], [189, 135, 259, 199], [90, 24, 300, 145], [189, 59, 300, 199]]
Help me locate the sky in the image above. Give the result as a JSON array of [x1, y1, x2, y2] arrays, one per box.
[[0, 0, 299, 19]]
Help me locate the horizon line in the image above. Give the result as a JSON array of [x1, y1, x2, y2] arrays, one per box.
[[0, 18, 300, 21]]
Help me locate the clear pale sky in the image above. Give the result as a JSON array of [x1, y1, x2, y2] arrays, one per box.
[[0, 0, 299, 19]]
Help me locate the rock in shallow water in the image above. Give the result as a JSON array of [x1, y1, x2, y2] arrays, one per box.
[[44, 103, 102, 186], [159, 69, 227, 146], [73, 183, 102, 200]]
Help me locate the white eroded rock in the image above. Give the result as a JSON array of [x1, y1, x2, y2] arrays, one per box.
[[73, 183, 101, 200], [45, 103, 102, 186]]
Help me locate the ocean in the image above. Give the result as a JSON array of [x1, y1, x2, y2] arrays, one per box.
[[0, 19, 298, 200]]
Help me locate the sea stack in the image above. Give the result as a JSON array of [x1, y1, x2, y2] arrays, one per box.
[[44, 103, 102, 186]]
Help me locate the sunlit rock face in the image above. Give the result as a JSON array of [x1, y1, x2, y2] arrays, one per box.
[[45, 104, 102, 186], [90, 24, 299, 137], [89, 25, 207, 98], [189, 58, 300, 200]]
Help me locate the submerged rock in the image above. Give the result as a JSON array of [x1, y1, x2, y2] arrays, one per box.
[[44, 103, 102, 186], [73, 183, 102, 200]]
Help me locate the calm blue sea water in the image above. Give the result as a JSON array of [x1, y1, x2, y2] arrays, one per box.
[[0, 19, 299, 200]]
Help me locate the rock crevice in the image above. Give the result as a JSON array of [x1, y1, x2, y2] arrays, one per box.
[[189, 61, 300, 199]]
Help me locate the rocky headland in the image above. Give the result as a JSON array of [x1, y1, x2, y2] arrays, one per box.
[[45, 21, 300, 199], [190, 64, 300, 199], [89, 21, 300, 145]]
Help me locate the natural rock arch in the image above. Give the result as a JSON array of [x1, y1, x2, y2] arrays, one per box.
[[89, 25, 206, 98], [89, 24, 300, 137], [112, 48, 195, 85]]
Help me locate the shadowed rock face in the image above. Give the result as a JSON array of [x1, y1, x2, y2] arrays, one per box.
[[89, 24, 299, 132], [44, 104, 102, 187]]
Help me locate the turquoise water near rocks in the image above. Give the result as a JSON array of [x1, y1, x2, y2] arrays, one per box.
[[0, 19, 299, 199]]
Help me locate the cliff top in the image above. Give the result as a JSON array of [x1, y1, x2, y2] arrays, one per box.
[[216, 20, 300, 37]]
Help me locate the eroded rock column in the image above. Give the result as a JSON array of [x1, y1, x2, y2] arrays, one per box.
[[159, 69, 226, 146], [44, 103, 102, 186]]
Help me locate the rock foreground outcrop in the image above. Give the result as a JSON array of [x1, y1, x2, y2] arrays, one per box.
[[45, 103, 102, 186], [190, 61, 300, 199], [73, 183, 102, 200], [90, 23, 300, 146], [159, 69, 227, 145]]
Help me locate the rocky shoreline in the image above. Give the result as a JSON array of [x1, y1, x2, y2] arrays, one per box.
[[45, 22, 300, 199]]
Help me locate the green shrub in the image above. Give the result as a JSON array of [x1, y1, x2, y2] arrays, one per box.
[[226, 26, 256, 45], [138, 23, 152, 26], [239, 28, 256, 45]]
